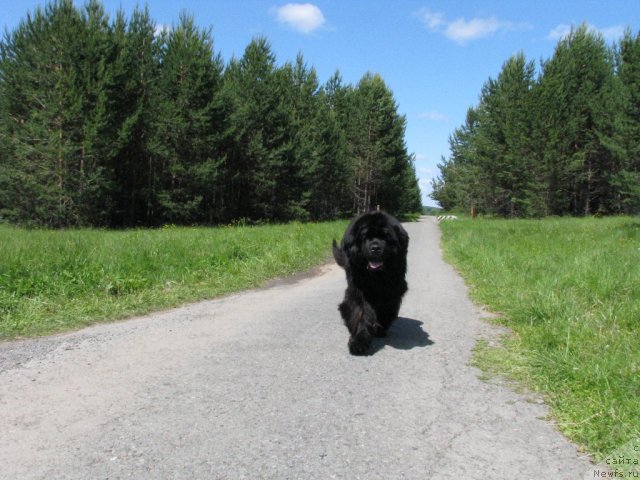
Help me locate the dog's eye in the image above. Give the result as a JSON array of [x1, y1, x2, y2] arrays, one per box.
[[384, 229, 398, 244]]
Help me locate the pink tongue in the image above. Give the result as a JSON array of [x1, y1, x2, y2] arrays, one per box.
[[368, 261, 384, 270]]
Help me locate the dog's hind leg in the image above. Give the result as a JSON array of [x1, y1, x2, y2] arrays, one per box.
[[373, 297, 404, 336]]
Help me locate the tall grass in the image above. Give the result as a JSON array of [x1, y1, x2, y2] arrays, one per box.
[[0, 221, 347, 339], [440, 216, 640, 459]]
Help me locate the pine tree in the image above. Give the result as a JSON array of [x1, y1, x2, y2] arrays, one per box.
[[273, 54, 315, 220], [430, 108, 483, 211], [108, 6, 159, 226], [1, 2, 425, 226], [310, 85, 350, 219], [152, 12, 225, 224], [612, 30, 640, 213], [472, 53, 540, 216], [537, 24, 620, 215], [432, 26, 640, 217], [397, 154, 423, 214], [0, 0, 115, 226], [223, 37, 299, 221], [340, 73, 417, 214], [318, 71, 353, 216]]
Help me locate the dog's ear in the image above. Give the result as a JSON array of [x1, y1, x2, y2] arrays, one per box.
[[341, 231, 360, 265], [332, 239, 346, 267], [394, 224, 409, 253]]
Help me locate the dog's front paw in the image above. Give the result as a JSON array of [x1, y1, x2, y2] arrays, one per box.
[[348, 329, 372, 355], [348, 337, 369, 355]]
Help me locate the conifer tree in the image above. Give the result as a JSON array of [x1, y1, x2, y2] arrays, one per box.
[[537, 24, 620, 215], [430, 108, 483, 211], [0, 0, 114, 226], [310, 86, 350, 219], [152, 12, 225, 224], [224, 37, 299, 221], [340, 73, 412, 214], [474, 53, 539, 216], [432, 24, 639, 217], [107, 6, 159, 226], [612, 30, 640, 213], [0, 2, 423, 226]]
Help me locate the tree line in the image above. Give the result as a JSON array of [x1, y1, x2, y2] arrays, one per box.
[[431, 25, 640, 217], [0, 0, 422, 228]]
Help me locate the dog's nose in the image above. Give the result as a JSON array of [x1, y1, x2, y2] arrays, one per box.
[[370, 243, 382, 254]]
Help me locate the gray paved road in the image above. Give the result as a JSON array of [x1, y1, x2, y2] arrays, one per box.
[[0, 216, 592, 479]]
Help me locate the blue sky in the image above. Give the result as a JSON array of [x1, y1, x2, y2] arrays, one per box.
[[2, 1, 639, 206]]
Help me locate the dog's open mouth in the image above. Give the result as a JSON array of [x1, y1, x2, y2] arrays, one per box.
[[367, 260, 384, 271]]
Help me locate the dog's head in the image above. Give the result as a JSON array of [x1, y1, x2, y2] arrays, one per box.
[[339, 212, 408, 273]]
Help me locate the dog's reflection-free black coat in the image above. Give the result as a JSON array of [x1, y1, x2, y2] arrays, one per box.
[[332, 211, 409, 355]]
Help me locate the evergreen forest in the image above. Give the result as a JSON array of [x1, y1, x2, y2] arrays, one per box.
[[431, 25, 640, 217], [0, 0, 422, 228]]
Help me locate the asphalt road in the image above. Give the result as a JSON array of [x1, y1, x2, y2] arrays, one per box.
[[0, 216, 592, 479]]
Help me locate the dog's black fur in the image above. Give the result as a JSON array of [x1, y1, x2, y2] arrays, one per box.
[[333, 211, 409, 355]]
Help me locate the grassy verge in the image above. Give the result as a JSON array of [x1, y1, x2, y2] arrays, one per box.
[[439, 216, 640, 460], [0, 221, 347, 339]]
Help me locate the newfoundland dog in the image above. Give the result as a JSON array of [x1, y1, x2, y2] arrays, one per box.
[[332, 211, 409, 355]]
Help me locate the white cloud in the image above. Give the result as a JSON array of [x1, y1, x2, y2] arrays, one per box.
[[419, 177, 433, 188], [548, 23, 626, 42], [415, 7, 445, 30], [599, 25, 626, 41], [416, 7, 528, 45], [275, 3, 325, 34], [418, 110, 450, 122], [419, 177, 436, 205], [547, 24, 572, 40], [445, 16, 510, 44]]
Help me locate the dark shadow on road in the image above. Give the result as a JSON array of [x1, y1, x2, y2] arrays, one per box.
[[369, 317, 434, 354]]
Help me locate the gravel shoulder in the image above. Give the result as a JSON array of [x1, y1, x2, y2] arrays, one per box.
[[0, 216, 592, 479]]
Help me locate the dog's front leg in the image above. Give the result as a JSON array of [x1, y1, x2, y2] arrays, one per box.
[[339, 293, 376, 355]]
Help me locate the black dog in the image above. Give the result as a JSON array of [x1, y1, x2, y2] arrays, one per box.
[[333, 211, 409, 355]]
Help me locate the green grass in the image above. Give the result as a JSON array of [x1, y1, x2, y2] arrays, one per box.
[[439, 216, 640, 460], [0, 221, 347, 339]]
